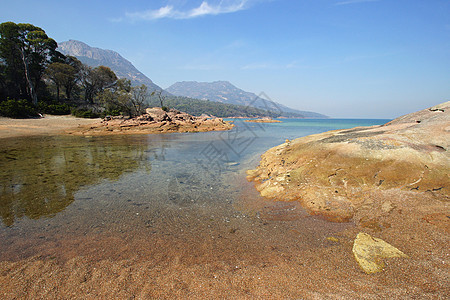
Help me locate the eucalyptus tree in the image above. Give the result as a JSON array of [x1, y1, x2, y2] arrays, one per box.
[[81, 65, 117, 104], [0, 22, 60, 105], [45, 62, 76, 101], [130, 84, 148, 116]]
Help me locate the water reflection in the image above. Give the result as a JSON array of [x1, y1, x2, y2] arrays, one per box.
[[0, 136, 152, 226]]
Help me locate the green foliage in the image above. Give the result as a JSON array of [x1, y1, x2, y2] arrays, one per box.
[[147, 95, 281, 118], [161, 106, 168, 112], [81, 65, 118, 104], [97, 79, 149, 117], [0, 98, 38, 118], [45, 62, 77, 101], [103, 109, 121, 117], [70, 108, 100, 119], [38, 102, 71, 115], [0, 22, 60, 105]]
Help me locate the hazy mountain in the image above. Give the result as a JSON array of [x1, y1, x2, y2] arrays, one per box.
[[166, 81, 327, 118], [58, 40, 164, 92]]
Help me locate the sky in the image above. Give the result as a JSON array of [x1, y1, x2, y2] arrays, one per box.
[[1, 0, 449, 118]]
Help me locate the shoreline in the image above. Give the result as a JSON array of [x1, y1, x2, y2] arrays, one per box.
[[0, 113, 234, 139], [0, 115, 100, 139]]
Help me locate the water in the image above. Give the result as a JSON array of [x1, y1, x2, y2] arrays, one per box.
[[0, 119, 388, 264]]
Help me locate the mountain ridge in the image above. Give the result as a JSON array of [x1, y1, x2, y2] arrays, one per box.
[[58, 40, 164, 92], [58, 40, 327, 118], [166, 81, 327, 118]]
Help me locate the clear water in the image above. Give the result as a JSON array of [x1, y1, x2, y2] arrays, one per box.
[[0, 119, 389, 263]]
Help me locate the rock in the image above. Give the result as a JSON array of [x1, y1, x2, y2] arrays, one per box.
[[246, 101, 450, 223], [69, 107, 234, 136], [352, 232, 408, 274], [326, 236, 340, 242]]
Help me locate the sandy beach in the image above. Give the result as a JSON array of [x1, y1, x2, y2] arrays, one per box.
[[0, 115, 100, 139]]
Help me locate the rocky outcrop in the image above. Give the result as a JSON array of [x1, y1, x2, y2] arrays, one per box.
[[247, 102, 450, 224], [68, 107, 233, 136]]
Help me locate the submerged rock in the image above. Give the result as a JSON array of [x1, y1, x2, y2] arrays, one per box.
[[352, 232, 408, 274]]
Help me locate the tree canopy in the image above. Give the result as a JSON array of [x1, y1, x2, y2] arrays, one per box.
[[0, 22, 60, 105]]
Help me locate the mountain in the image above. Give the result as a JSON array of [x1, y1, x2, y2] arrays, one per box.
[[58, 40, 163, 92], [166, 81, 327, 118]]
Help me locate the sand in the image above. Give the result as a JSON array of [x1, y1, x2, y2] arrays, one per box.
[[0, 115, 100, 139]]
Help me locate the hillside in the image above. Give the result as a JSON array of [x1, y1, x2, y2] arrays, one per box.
[[147, 96, 281, 118], [166, 81, 327, 118], [58, 40, 164, 92]]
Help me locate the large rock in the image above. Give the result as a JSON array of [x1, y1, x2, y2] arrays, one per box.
[[68, 107, 233, 136], [247, 102, 450, 223]]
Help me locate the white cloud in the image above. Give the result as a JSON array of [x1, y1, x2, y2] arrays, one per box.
[[335, 0, 379, 6], [126, 1, 250, 21]]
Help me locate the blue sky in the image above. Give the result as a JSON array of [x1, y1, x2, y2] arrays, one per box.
[[1, 0, 449, 118]]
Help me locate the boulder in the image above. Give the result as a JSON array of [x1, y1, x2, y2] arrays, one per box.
[[247, 101, 450, 222]]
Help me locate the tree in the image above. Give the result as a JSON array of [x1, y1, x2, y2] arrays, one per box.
[[130, 84, 148, 116], [80, 65, 117, 104], [151, 89, 166, 110], [45, 62, 76, 101], [0, 22, 59, 105], [62, 56, 82, 101], [98, 80, 149, 117], [97, 78, 131, 115]]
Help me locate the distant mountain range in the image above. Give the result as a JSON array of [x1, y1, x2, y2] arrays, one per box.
[[167, 81, 327, 118], [58, 40, 164, 92], [58, 40, 327, 118]]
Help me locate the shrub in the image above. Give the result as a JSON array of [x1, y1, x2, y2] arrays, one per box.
[[38, 102, 72, 115], [161, 106, 169, 112], [71, 108, 100, 118], [100, 109, 122, 118], [0, 98, 39, 118]]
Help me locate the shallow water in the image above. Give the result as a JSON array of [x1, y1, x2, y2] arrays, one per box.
[[0, 119, 389, 263]]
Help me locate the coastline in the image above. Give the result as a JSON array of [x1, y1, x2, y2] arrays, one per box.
[[244, 118, 282, 123], [0, 111, 234, 139]]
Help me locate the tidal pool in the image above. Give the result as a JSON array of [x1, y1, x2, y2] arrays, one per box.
[[2, 119, 401, 298]]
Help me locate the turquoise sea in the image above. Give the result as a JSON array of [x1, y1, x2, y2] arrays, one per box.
[[0, 118, 389, 263]]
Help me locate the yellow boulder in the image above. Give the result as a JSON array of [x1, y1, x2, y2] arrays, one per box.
[[352, 232, 408, 274]]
